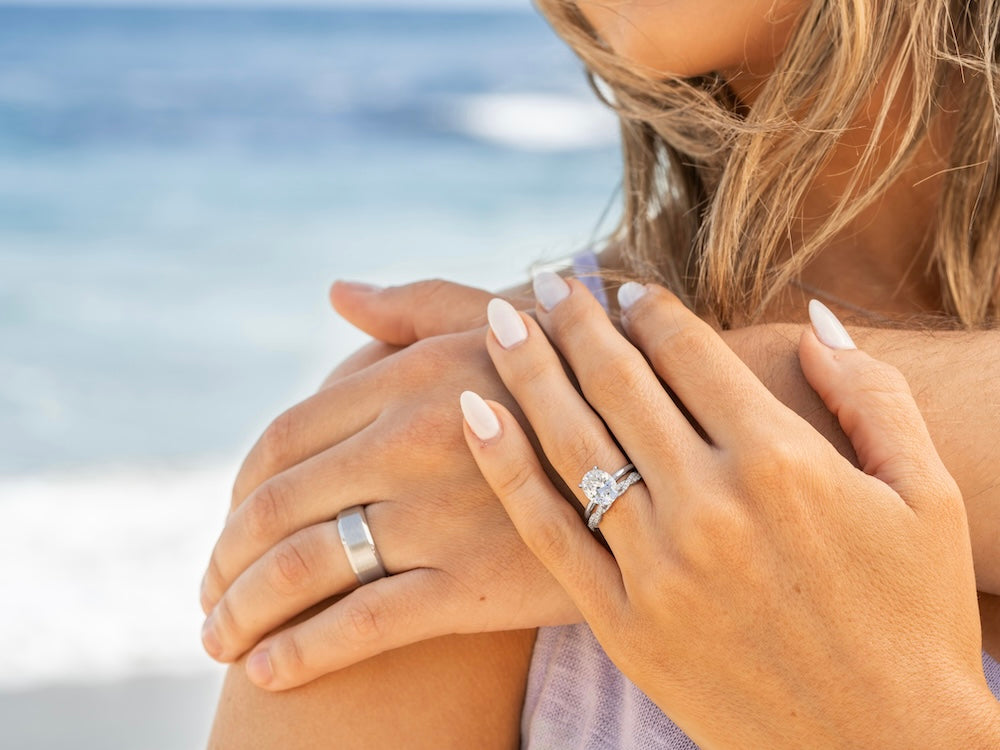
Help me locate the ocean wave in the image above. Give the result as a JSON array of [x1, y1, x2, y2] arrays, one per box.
[[448, 93, 618, 152], [0, 465, 233, 688]]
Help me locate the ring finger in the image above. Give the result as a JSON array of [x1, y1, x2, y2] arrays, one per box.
[[483, 298, 653, 543], [202, 501, 399, 662], [202, 426, 389, 613]]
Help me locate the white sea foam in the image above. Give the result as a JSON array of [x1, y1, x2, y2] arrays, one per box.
[[0, 466, 234, 689], [451, 93, 618, 152]]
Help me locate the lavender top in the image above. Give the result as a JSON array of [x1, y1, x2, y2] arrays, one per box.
[[522, 623, 1000, 749]]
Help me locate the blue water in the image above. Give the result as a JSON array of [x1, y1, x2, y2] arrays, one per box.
[[0, 5, 621, 475], [0, 3, 620, 694]]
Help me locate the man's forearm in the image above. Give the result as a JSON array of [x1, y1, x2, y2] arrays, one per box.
[[726, 324, 1000, 593]]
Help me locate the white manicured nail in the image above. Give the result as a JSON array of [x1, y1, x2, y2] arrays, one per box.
[[460, 391, 501, 441], [808, 299, 856, 350], [532, 271, 570, 311], [617, 282, 647, 312], [487, 298, 527, 349]]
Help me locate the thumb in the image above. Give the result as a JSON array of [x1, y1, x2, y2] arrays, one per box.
[[798, 300, 956, 511], [329, 279, 501, 346]]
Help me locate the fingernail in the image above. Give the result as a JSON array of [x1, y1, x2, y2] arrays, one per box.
[[617, 282, 647, 312], [201, 616, 222, 659], [338, 280, 382, 293], [247, 650, 273, 686], [487, 298, 527, 348], [808, 299, 856, 350], [532, 271, 570, 311], [460, 390, 501, 441]]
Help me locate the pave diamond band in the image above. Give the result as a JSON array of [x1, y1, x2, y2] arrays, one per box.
[[337, 505, 388, 585], [580, 463, 644, 531]]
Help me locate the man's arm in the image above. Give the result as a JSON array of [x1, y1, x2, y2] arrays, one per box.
[[335, 281, 1000, 592], [728, 323, 1000, 592]]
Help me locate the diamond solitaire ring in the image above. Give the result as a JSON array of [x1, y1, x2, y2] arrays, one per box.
[[580, 463, 644, 531]]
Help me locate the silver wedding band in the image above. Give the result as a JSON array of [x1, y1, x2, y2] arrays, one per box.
[[336, 505, 388, 585]]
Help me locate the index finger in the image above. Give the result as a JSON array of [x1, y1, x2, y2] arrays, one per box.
[[618, 284, 787, 445]]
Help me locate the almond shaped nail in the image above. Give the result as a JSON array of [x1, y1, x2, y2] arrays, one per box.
[[808, 299, 856, 350], [460, 390, 501, 441], [487, 298, 528, 348]]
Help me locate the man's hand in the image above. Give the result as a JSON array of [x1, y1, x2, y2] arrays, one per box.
[[199, 281, 576, 690]]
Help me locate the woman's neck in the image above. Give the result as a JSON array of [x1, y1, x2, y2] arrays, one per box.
[[774, 70, 954, 320]]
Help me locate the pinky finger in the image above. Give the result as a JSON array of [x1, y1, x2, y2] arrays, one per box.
[[245, 569, 452, 690], [459, 390, 626, 628]]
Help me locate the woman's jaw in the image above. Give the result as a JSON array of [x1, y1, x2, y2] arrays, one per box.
[[575, 0, 805, 90]]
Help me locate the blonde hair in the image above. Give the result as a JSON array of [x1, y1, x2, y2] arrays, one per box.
[[536, 0, 1000, 326]]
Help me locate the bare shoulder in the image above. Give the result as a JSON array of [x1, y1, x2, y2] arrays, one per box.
[[207, 629, 536, 750]]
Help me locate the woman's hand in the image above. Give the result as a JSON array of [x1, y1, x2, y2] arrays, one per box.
[[198, 293, 581, 690], [463, 276, 1000, 749]]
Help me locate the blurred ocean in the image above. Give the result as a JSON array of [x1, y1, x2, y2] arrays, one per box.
[[0, 0, 620, 711]]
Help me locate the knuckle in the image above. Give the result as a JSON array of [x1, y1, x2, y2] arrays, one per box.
[[553, 429, 603, 476], [388, 404, 454, 453], [584, 356, 649, 412], [516, 353, 556, 391], [851, 361, 915, 417], [212, 596, 242, 642], [244, 478, 291, 543], [272, 632, 307, 678], [339, 594, 388, 646], [547, 291, 592, 340], [840, 361, 918, 434], [673, 499, 751, 570], [269, 537, 314, 595], [527, 513, 574, 566], [394, 336, 440, 380], [659, 321, 711, 367], [857, 360, 909, 396], [257, 409, 297, 476], [203, 552, 227, 602], [733, 438, 802, 493], [229, 479, 246, 512], [494, 459, 536, 500], [754, 436, 800, 472], [763, 438, 801, 473], [919, 467, 964, 517], [415, 278, 450, 305]]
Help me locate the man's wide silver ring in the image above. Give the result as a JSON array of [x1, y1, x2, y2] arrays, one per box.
[[580, 463, 643, 531], [336, 505, 388, 585]]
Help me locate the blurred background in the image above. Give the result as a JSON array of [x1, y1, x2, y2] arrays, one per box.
[[0, 0, 620, 747]]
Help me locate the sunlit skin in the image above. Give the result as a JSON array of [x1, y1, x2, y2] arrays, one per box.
[[577, 0, 947, 316], [206, 3, 1000, 747], [577, 0, 805, 82]]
